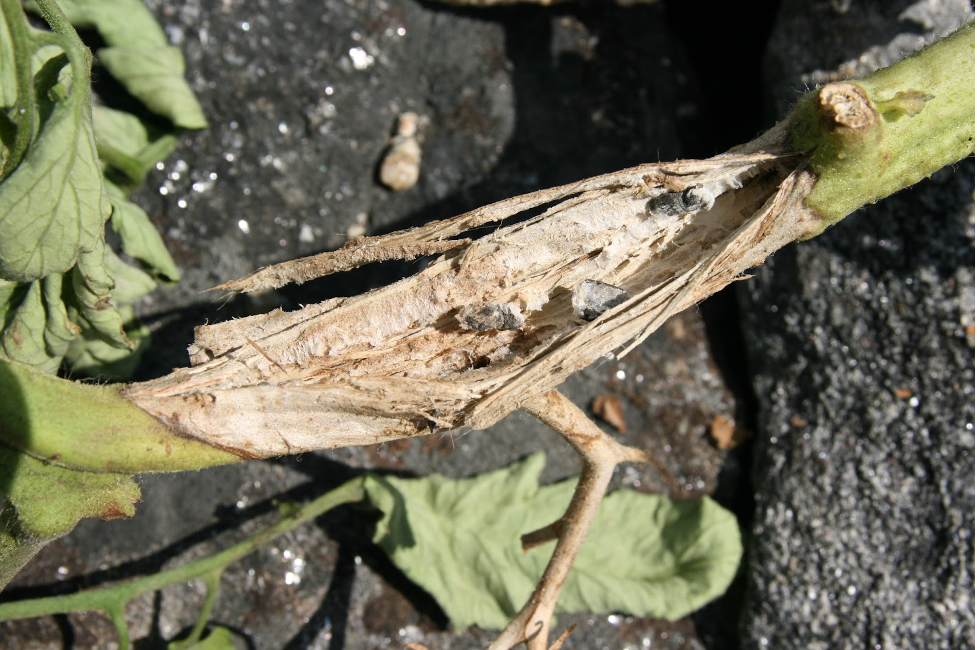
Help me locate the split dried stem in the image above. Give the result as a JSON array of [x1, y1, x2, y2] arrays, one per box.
[[125, 132, 822, 459]]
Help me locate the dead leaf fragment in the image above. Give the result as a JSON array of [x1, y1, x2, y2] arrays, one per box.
[[711, 414, 733, 449], [710, 414, 751, 450], [591, 394, 627, 432]]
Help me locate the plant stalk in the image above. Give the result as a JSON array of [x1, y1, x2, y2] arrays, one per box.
[[0, 477, 367, 623], [792, 21, 975, 233], [0, 0, 38, 179]]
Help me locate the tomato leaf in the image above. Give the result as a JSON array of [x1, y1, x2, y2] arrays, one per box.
[[49, 0, 169, 47], [365, 454, 743, 630], [0, 78, 109, 282], [0, 440, 139, 539], [98, 46, 207, 129], [0, 276, 80, 374], [106, 180, 180, 283], [93, 106, 178, 186]]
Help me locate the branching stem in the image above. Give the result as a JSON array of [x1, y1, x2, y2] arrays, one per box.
[[487, 390, 647, 650], [0, 478, 367, 642], [31, 0, 91, 69]]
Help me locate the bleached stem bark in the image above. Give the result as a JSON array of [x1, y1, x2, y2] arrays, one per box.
[[486, 390, 647, 650]]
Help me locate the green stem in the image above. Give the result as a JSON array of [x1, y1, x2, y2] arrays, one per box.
[[790, 22, 975, 234], [0, 477, 367, 626], [0, 0, 38, 179], [107, 603, 130, 649], [31, 0, 90, 70], [182, 569, 224, 646], [29, 19, 94, 126], [0, 359, 242, 472], [0, 0, 100, 181]]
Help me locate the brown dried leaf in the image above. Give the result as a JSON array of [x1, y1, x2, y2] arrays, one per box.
[[710, 414, 750, 450], [591, 394, 627, 433]]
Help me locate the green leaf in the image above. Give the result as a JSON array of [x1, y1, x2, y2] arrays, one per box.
[[102, 244, 157, 303], [28, 50, 70, 142], [0, 275, 80, 374], [65, 238, 132, 352], [99, 46, 207, 129], [28, 1, 206, 128], [365, 454, 742, 630], [61, 232, 159, 379], [93, 106, 178, 185], [46, 0, 168, 48], [0, 5, 18, 108], [0, 79, 109, 282], [29, 43, 66, 77], [0, 440, 140, 538], [106, 180, 180, 283], [64, 301, 149, 379]]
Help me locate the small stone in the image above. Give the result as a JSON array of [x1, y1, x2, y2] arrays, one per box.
[[378, 139, 421, 191], [378, 113, 422, 191]]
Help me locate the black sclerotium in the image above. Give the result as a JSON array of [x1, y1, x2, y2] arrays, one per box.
[[572, 280, 631, 321], [458, 303, 524, 332], [646, 186, 709, 216]]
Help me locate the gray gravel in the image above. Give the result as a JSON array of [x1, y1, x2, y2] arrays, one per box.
[[741, 1, 975, 649]]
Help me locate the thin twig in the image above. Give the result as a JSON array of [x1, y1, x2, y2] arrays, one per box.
[[487, 390, 646, 650]]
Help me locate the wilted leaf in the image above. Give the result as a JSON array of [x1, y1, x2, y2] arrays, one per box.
[[64, 301, 150, 379], [60, 243, 155, 379], [65, 239, 132, 352], [99, 47, 207, 129], [0, 276, 80, 373], [0, 440, 139, 538], [365, 454, 742, 630], [106, 180, 180, 283], [0, 85, 109, 282]]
